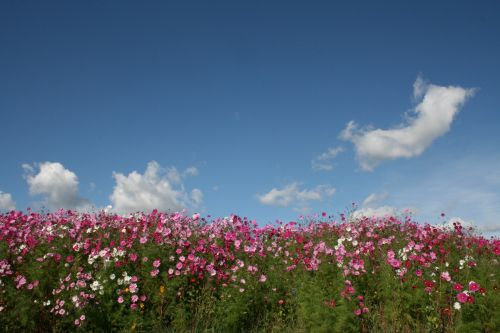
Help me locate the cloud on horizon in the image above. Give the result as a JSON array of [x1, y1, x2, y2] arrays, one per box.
[[257, 183, 336, 212], [0, 191, 16, 211], [340, 76, 475, 171], [23, 162, 91, 210], [109, 161, 203, 214]]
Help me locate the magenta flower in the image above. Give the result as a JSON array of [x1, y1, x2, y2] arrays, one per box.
[[457, 292, 468, 303], [469, 281, 480, 292]]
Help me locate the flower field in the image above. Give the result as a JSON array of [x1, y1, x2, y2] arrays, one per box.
[[0, 209, 499, 332]]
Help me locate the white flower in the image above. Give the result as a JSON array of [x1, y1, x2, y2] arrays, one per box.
[[453, 302, 461, 310], [90, 281, 100, 291], [110, 274, 116, 280]]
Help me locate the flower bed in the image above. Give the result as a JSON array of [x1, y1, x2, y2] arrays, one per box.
[[1, 209, 499, 332]]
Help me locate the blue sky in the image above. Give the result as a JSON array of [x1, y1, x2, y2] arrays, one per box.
[[1, 1, 500, 233]]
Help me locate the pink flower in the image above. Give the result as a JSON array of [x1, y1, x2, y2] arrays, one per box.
[[139, 236, 147, 244], [247, 265, 258, 273], [415, 269, 423, 277], [129, 253, 138, 262], [117, 296, 124, 304], [176, 262, 183, 270], [131, 295, 139, 303], [469, 281, 480, 292], [15, 275, 27, 289], [354, 309, 362, 316], [259, 275, 267, 283], [457, 292, 468, 303], [150, 269, 159, 277], [153, 259, 161, 268], [129, 283, 138, 293], [440, 271, 451, 282], [453, 283, 463, 291]]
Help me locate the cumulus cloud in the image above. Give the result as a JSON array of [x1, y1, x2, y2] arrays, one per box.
[[352, 205, 398, 219], [351, 191, 416, 219], [312, 147, 344, 171], [340, 76, 475, 171], [190, 188, 203, 206], [109, 161, 203, 214], [23, 162, 91, 210], [0, 191, 16, 211], [257, 183, 336, 209]]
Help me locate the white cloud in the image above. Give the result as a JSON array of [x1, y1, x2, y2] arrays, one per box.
[[438, 217, 500, 234], [0, 191, 16, 211], [481, 224, 500, 233], [413, 75, 427, 100], [184, 167, 199, 177], [340, 77, 475, 171], [258, 183, 336, 208], [352, 191, 397, 219], [352, 205, 398, 219], [190, 188, 203, 206], [441, 217, 474, 230], [23, 162, 90, 210], [166, 166, 199, 184], [312, 147, 344, 171], [362, 191, 389, 208], [110, 161, 203, 214]]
